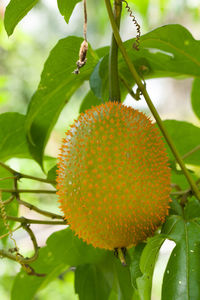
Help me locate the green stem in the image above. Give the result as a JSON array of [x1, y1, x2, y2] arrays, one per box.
[[104, 0, 200, 200], [109, 0, 122, 102]]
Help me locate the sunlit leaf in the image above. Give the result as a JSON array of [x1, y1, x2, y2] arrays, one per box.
[[57, 0, 81, 23], [4, 0, 39, 36], [25, 37, 98, 167]]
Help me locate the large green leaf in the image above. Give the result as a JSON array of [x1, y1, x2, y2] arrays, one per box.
[[57, 0, 81, 23], [4, 0, 39, 36], [93, 25, 200, 102], [46, 228, 107, 266], [25, 36, 98, 167], [136, 24, 200, 78], [75, 264, 111, 300], [0, 113, 30, 161], [162, 205, 200, 300], [162, 120, 200, 166], [191, 78, 200, 120]]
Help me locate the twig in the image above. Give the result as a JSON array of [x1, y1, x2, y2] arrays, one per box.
[[0, 161, 56, 184], [6, 215, 67, 225], [0, 176, 16, 181], [3, 195, 15, 205], [0, 225, 21, 240], [17, 198, 64, 220], [0, 189, 56, 194], [182, 145, 200, 160]]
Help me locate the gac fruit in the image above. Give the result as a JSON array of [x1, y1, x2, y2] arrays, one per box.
[[56, 102, 171, 250]]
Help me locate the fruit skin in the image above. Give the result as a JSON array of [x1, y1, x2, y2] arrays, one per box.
[[56, 102, 171, 250]]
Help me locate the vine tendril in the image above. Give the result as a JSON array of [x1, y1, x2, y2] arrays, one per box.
[[0, 192, 21, 264], [121, 0, 141, 50]]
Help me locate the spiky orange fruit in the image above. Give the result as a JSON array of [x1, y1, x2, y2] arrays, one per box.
[[56, 102, 171, 250]]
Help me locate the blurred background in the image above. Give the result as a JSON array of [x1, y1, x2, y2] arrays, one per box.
[[0, 0, 200, 299]]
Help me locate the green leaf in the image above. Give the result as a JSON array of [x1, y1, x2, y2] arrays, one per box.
[[79, 90, 104, 114], [75, 264, 111, 300], [11, 227, 107, 300], [0, 113, 30, 161], [90, 54, 135, 103], [114, 253, 134, 300], [129, 243, 146, 290], [136, 235, 165, 300], [169, 197, 183, 216], [89, 59, 104, 99], [162, 120, 200, 166], [162, 210, 200, 300], [11, 246, 66, 300], [184, 199, 200, 220], [95, 25, 200, 101], [138, 24, 200, 77], [191, 78, 200, 120], [4, 0, 39, 36], [46, 228, 107, 266], [47, 164, 57, 186], [25, 36, 98, 167], [57, 0, 81, 23]]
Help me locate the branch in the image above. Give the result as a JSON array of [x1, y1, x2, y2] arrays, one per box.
[[0, 189, 56, 194], [17, 198, 64, 220], [0, 223, 46, 276], [0, 161, 56, 185], [104, 0, 200, 200], [21, 223, 39, 263], [6, 215, 67, 225]]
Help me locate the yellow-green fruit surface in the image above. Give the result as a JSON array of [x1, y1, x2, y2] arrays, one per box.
[[57, 102, 171, 250]]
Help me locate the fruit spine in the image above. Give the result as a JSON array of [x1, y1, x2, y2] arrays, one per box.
[[56, 102, 171, 250]]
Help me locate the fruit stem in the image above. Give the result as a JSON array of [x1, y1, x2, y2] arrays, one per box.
[[109, 0, 122, 102], [118, 248, 127, 266], [104, 0, 200, 200]]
